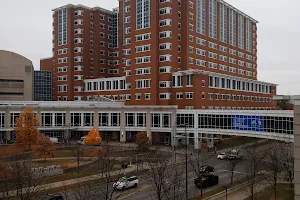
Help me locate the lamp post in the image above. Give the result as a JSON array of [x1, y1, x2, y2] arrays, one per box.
[[183, 124, 188, 200], [223, 186, 228, 200]]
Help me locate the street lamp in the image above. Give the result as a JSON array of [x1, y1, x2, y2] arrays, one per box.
[[223, 186, 228, 200], [181, 124, 188, 200]]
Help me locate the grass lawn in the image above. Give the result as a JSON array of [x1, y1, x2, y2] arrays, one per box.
[[245, 183, 294, 200], [215, 137, 264, 150], [32, 158, 94, 169]]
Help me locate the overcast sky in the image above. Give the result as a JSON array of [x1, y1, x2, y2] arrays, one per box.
[[0, 0, 299, 95]]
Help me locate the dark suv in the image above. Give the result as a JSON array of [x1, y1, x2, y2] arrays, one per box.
[[194, 174, 219, 188], [199, 165, 215, 173], [48, 194, 64, 200]]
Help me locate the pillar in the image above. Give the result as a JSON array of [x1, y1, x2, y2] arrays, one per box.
[[171, 107, 177, 147], [207, 133, 214, 148], [4, 110, 10, 142], [194, 112, 199, 149], [120, 108, 126, 142], [65, 110, 71, 139], [146, 109, 152, 143]]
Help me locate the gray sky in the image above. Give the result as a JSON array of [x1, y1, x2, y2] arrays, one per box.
[[0, 0, 299, 95]]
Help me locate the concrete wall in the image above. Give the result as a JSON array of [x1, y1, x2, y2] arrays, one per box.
[[295, 105, 300, 200], [0, 50, 33, 100]]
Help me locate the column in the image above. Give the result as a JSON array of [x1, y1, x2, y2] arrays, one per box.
[[207, 133, 214, 149], [194, 112, 199, 149], [171, 108, 177, 147], [146, 109, 152, 143], [120, 108, 126, 142], [65, 110, 71, 139], [5, 110, 10, 142], [94, 111, 99, 129]]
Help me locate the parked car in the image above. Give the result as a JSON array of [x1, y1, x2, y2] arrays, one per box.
[[217, 152, 228, 160], [77, 136, 86, 145], [199, 165, 215, 173], [49, 137, 60, 144], [47, 193, 64, 200], [228, 149, 242, 159], [194, 174, 219, 188], [113, 176, 139, 190]]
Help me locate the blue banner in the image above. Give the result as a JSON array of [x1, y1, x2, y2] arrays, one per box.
[[232, 115, 264, 132]]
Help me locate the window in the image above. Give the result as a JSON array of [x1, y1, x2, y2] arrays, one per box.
[[208, 42, 217, 49], [186, 92, 193, 99], [57, 85, 67, 92], [159, 43, 172, 50], [159, 31, 172, 38], [159, 93, 171, 99], [136, 56, 151, 64], [196, 37, 206, 46], [159, 66, 171, 73], [208, 52, 217, 59], [136, 79, 151, 89], [136, 0, 151, 29], [136, 33, 151, 41], [196, 48, 206, 56], [160, 7, 172, 15], [177, 92, 183, 99], [159, 19, 172, 26], [186, 74, 193, 86], [159, 55, 172, 62], [135, 93, 141, 100], [136, 45, 151, 52], [209, 0, 217, 39], [136, 68, 151, 75], [202, 92, 205, 99], [145, 93, 151, 100]]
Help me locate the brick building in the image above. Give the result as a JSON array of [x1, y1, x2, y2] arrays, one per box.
[[41, 0, 276, 110]]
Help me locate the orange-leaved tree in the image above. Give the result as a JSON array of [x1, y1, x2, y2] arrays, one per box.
[[136, 131, 150, 151], [34, 133, 56, 163], [84, 128, 102, 145], [14, 106, 40, 151]]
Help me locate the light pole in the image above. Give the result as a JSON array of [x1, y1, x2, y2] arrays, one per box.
[[223, 186, 228, 200], [183, 124, 188, 200]]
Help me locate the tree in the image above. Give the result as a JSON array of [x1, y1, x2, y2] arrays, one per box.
[[14, 106, 40, 151], [243, 140, 264, 200], [282, 143, 294, 189], [0, 154, 46, 200], [34, 133, 56, 164], [84, 128, 102, 145], [227, 151, 241, 186], [264, 142, 285, 199], [136, 131, 150, 151], [277, 99, 289, 110]]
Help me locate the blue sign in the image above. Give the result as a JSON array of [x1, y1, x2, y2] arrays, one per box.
[[232, 115, 264, 132]]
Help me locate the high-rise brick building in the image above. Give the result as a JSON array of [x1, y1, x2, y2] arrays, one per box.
[[41, 0, 276, 110]]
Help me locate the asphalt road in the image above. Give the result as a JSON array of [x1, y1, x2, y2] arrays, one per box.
[[59, 153, 251, 200]]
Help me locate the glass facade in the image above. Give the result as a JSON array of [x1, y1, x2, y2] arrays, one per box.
[[34, 70, 52, 101]]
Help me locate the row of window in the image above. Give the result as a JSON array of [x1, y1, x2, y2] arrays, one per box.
[[209, 76, 272, 94], [207, 93, 272, 102]]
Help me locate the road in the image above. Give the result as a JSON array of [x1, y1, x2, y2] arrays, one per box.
[[60, 153, 251, 200]]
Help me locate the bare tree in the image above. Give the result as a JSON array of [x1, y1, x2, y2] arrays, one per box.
[[0, 154, 46, 200], [282, 143, 294, 189], [227, 153, 241, 186], [71, 143, 86, 178], [147, 152, 169, 200], [242, 140, 264, 200], [264, 141, 285, 199]]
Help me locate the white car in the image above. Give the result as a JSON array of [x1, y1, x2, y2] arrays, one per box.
[[77, 136, 86, 145], [113, 176, 138, 191], [217, 152, 228, 160], [228, 149, 242, 159]]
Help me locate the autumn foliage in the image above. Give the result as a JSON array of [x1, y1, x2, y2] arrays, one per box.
[[136, 131, 150, 151], [34, 133, 56, 161], [84, 128, 102, 145], [14, 106, 40, 151]]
